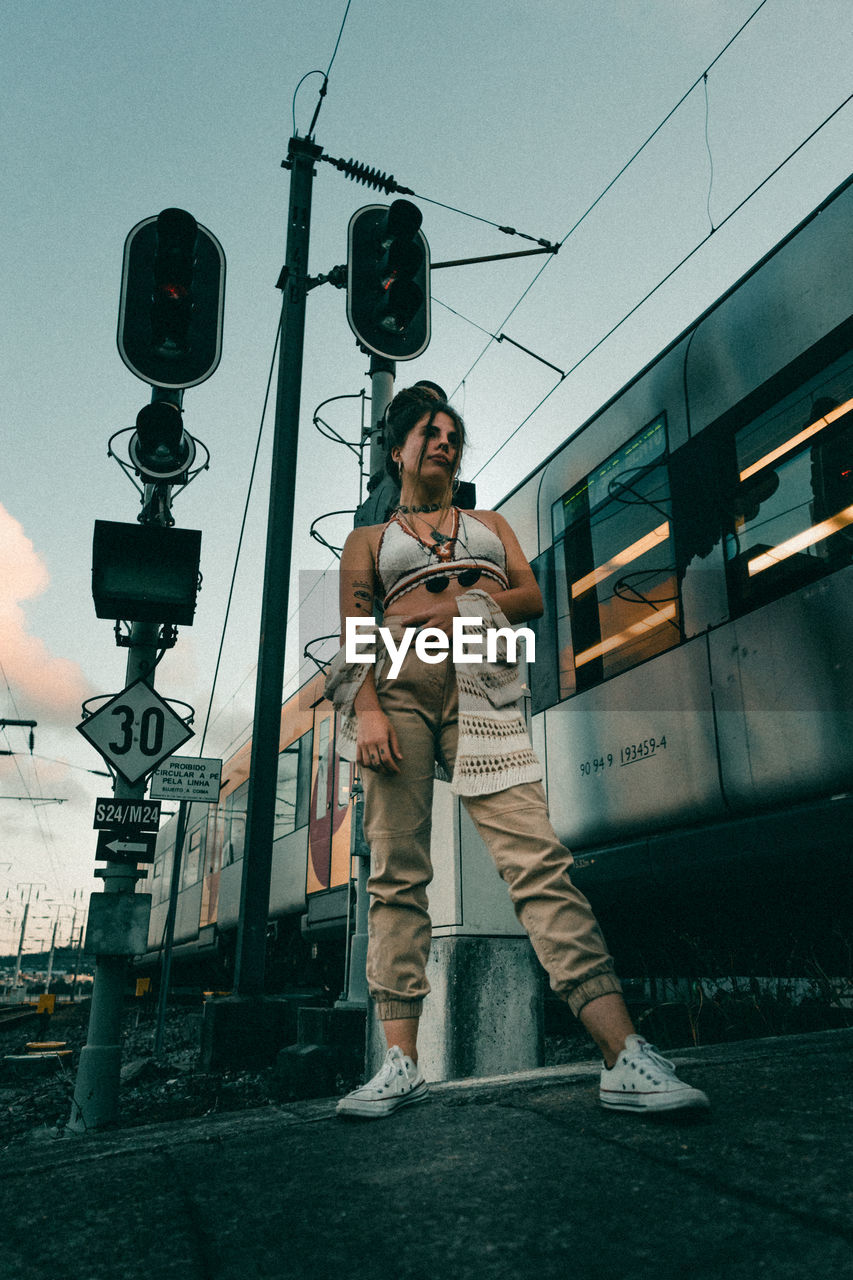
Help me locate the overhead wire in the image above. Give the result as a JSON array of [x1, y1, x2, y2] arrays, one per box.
[[206, 0, 357, 757], [305, 0, 354, 138], [450, 0, 771, 399], [198, 316, 281, 757], [703, 74, 716, 233], [291, 71, 326, 137], [324, 0, 353, 78], [0, 661, 70, 901], [197, 319, 349, 757], [469, 85, 853, 483], [198, 413, 342, 756], [206, 553, 338, 761], [207, 3, 365, 759], [30, 755, 110, 777]]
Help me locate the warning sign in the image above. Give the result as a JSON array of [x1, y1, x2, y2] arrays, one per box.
[[149, 755, 222, 803]]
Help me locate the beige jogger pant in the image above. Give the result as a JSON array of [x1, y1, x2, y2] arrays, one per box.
[[360, 646, 622, 1021]]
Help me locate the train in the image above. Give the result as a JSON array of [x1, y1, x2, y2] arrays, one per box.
[[142, 171, 853, 989]]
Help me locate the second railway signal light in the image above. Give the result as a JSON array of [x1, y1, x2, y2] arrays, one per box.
[[129, 400, 196, 483], [117, 208, 225, 390], [346, 200, 430, 360]]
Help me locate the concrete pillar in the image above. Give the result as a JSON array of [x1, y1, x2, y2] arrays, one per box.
[[366, 937, 544, 1080]]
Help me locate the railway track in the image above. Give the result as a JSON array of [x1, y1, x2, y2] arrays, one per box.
[[0, 1006, 39, 1031]]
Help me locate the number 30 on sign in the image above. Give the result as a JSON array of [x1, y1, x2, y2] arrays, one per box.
[[76, 680, 193, 785]]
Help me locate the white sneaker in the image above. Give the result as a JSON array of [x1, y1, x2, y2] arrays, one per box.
[[599, 1035, 710, 1113], [336, 1045, 429, 1120]]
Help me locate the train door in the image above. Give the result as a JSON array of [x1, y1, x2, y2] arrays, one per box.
[[307, 705, 335, 892], [200, 803, 225, 928], [330, 755, 354, 889]]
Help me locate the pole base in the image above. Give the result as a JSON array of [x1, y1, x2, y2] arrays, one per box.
[[67, 1043, 122, 1133], [366, 936, 544, 1081], [199, 994, 309, 1071]]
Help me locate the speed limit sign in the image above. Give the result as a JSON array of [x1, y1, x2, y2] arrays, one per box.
[[77, 680, 193, 785]]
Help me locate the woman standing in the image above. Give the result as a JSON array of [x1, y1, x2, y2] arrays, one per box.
[[327, 389, 708, 1119]]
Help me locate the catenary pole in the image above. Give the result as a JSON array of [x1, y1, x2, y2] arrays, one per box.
[[13, 883, 45, 991], [44, 913, 59, 995], [234, 135, 322, 996], [153, 798, 189, 1056]]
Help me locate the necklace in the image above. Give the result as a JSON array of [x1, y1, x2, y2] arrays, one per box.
[[395, 506, 455, 554], [403, 510, 485, 592]]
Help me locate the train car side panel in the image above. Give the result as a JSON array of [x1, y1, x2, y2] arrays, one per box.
[[543, 638, 722, 847], [686, 184, 853, 440], [215, 860, 243, 932], [710, 567, 853, 810], [174, 882, 204, 945], [269, 829, 309, 916]]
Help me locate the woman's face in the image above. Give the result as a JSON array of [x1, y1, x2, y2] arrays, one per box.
[[393, 411, 461, 485]]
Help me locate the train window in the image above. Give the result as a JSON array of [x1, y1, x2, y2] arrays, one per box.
[[315, 720, 330, 821], [205, 805, 225, 877], [275, 744, 300, 840], [274, 729, 313, 840], [157, 843, 174, 902], [338, 759, 351, 808], [552, 414, 680, 696], [725, 355, 853, 610], [182, 824, 204, 888], [223, 781, 248, 865], [295, 730, 312, 828]]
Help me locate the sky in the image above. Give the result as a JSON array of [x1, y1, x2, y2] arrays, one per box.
[[2, 0, 852, 953]]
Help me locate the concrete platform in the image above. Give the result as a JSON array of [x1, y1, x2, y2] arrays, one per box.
[[1, 1027, 851, 1279]]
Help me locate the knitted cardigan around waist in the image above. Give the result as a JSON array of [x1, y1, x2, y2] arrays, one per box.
[[323, 589, 542, 797]]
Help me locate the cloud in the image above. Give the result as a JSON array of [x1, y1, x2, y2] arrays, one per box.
[[0, 504, 92, 722]]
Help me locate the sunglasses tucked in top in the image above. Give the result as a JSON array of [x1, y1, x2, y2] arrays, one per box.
[[377, 509, 510, 612]]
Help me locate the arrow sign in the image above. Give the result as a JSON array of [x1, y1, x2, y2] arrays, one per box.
[[96, 830, 157, 864]]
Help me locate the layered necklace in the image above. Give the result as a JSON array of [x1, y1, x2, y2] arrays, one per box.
[[393, 505, 482, 591], [394, 503, 455, 553]]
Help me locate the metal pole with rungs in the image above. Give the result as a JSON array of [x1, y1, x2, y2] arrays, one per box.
[[233, 135, 322, 998], [153, 799, 189, 1057], [70, 386, 187, 1131]]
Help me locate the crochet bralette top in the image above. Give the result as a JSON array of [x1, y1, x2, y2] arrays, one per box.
[[376, 508, 510, 610]]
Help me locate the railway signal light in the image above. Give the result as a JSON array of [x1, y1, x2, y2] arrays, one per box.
[[117, 208, 225, 390], [129, 400, 196, 482], [346, 200, 430, 360]]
